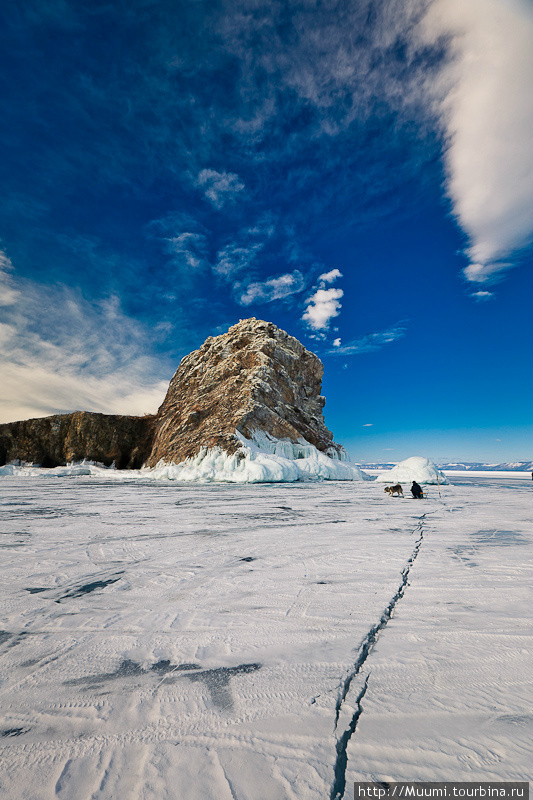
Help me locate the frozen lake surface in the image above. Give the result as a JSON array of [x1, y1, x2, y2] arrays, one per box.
[[0, 474, 531, 798]]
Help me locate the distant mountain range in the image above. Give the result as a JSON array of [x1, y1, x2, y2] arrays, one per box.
[[359, 461, 533, 472], [438, 461, 533, 472]]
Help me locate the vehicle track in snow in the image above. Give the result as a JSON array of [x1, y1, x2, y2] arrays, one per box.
[[330, 513, 429, 800]]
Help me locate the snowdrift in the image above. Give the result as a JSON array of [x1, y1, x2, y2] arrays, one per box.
[[376, 456, 448, 485], [0, 432, 370, 484]]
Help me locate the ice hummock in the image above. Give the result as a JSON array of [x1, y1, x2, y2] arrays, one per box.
[[0, 432, 370, 483], [376, 456, 448, 485]]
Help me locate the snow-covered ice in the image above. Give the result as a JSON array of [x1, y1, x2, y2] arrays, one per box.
[[0, 472, 531, 798], [376, 456, 448, 485]]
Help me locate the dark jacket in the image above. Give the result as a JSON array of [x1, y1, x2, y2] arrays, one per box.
[[411, 481, 423, 498]]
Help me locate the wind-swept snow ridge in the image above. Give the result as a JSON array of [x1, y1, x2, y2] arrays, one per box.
[[376, 456, 448, 485]]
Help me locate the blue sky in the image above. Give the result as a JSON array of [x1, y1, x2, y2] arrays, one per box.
[[0, 0, 532, 462]]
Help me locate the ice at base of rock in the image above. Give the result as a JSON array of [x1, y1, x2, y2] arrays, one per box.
[[0, 432, 370, 483], [149, 431, 369, 482]]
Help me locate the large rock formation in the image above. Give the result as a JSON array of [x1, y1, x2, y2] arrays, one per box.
[[0, 318, 346, 469], [145, 317, 342, 467]]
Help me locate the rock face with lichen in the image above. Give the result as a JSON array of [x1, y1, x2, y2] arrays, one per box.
[[145, 317, 343, 467], [0, 318, 345, 469]]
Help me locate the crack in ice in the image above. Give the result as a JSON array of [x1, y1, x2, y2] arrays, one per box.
[[331, 675, 370, 800], [330, 514, 427, 800]]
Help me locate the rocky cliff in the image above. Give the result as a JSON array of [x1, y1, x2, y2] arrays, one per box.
[[0, 318, 345, 469], [0, 412, 154, 469], [145, 317, 343, 467]]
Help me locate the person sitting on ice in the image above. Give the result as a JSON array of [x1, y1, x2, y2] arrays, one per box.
[[411, 480, 423, 499]]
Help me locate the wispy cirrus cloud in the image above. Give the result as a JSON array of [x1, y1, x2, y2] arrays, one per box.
[[166, 232, 209, 271], [0, 251, 20, 306], [238, 270, 305, 306], [214, 241, 262, 277], [214, 217, 276, 277], [328, 323, 407, 355], [196, 168, 245, 209], [220, 0, 436, 140], [0, 250, 169, 424], [470, 290, 494, 303]]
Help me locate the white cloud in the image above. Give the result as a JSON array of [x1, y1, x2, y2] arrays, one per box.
[[319, 268, 342, 284], [166, 232, 209, 271], [420, 0, 533, 282], [196, 169, 245, 209], [329, 323, 406, 355], [221, 0, 433, 139], [470, 290, 494, 302], [214, 241, 262, 277], [362, 423, 373, 427], [0, 358, 168, 424], [238, 271, 305, 305], [0, 251, 21, 306], [332, 337, 341, 347], [213, 218, 277, 278], [228, 0, 531, 288], [302, 287, 343, 330], [0, 255, 169, 424]]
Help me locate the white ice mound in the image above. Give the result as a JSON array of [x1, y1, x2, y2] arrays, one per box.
[[150, 431, 370, 483], [376, 456, 448, 485]]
